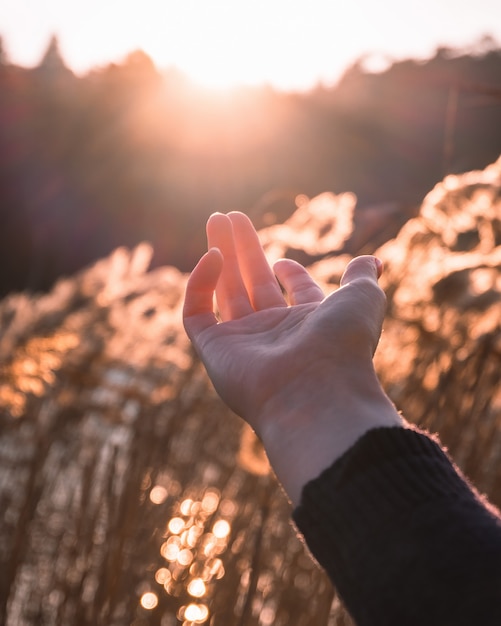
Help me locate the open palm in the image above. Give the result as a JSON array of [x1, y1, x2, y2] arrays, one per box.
[[183, 212, 387, 438]]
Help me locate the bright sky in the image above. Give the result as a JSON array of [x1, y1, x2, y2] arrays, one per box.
[[1, 0, 501, 90]]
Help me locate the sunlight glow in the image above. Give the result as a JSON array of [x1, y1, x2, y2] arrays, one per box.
[[3, 0, 500, 90]]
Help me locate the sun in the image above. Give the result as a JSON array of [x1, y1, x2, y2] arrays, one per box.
[[140, 2, 286, 90], [129, 0, 378, 91], [159, 41, 270, 91], [111, 0, 341, 91]]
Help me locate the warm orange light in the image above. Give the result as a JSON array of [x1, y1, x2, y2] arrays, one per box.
[[201, 490, 220, 513], [161, 537, 181, 561], [212, 520, 231, 539], [140, 591, 158, 610], [177, 548, 194, 566], [260, 606, 276, 626], [184, 602, 209, 623], [187, 578, 206, 598], [180, 498, 194, 516], [155, 567, 171, 585], [208, 558, 225, 579], [168, 517, 185, 534], [150, 485, 168, 504]]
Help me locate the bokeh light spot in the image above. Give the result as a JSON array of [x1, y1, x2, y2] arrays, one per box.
[[177, 548, 194, 566], [201, 490, 220, 513], [168, 517, 185, 534], [140, 592, 158, 610], [187, 578, 206, 598], [155, 568, 171, 585], [161, 538, 181, 561], [150, 485, 168, 504], [184, 602, 209, 623], [180, 498, 194, 515], [212, 520, 231, 539]]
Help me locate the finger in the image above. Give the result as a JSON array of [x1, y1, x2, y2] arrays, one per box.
[[340, 255, 382, 287], [183, 247, 223, 340], [228, 211, 286, 310], [339, 256, 386, 353], [207, 213, 254, 321], [273, 258, 324, 305]]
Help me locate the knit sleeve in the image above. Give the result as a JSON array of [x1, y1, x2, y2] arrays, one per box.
[[292, 426, 501, 626]]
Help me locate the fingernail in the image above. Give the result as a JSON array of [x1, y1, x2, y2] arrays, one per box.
[[374, 257, 383, 277]]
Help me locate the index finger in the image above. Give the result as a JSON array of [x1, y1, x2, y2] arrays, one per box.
[[183, 247, 223, 339]]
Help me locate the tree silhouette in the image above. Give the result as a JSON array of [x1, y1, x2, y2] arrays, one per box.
[[0, 36, 500, 295], [36, 34, 72, 77]]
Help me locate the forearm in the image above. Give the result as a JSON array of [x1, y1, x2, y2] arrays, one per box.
[[293, 427, 501, 626]]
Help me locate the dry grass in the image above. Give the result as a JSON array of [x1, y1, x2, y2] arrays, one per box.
[[0, 158, 500, 625]]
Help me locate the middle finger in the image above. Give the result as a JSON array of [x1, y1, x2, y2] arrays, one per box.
[[228, 211, 286, 311], [207, 213, 254, 321]]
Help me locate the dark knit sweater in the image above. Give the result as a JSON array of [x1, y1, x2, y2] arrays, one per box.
[[293, 427, 501, 625]]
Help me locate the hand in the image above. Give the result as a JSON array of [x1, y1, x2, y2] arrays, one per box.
[[183, 212, 403, 504]]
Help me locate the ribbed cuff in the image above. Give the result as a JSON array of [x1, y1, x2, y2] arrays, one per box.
[[292, 425, 481, 580], [293, 426, 501, 625]]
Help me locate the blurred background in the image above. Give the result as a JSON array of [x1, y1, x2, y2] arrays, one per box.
[[1, 0, 501, 295], [1, 2, 501, 625]]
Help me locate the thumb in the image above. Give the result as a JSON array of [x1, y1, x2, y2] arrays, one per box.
[[337, 256, 387, 355], [340, 255, 382, 287]]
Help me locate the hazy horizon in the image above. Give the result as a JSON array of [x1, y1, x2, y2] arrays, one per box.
[[2, 32, 501, 95], [1, 0, 501, 90]]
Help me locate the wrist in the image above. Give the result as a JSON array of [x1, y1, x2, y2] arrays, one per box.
[[256, 364, 405, 505]]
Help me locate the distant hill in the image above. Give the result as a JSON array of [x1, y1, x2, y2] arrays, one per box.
[[1, 36, 501, 295]]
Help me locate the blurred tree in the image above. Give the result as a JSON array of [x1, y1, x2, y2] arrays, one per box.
[[0, 37, 501, 295], [35, 34, 72, 79], [0, 36, 8, 66]]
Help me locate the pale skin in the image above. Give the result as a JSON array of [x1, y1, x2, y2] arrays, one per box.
[[183, 211, 404, 505]]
